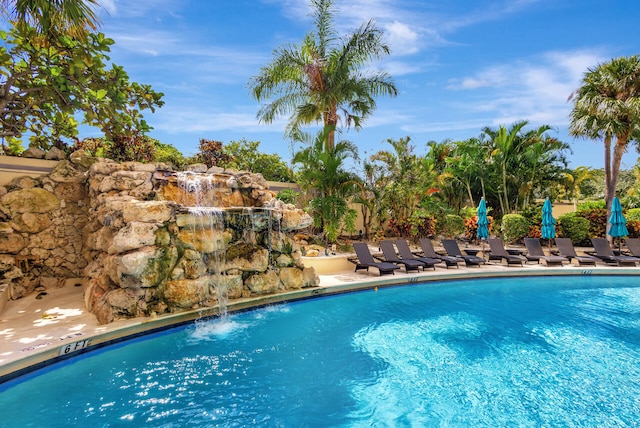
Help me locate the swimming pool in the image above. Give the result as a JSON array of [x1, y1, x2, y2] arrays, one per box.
[[1, 275, 640, 426]]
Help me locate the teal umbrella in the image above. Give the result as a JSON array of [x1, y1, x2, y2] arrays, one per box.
[[541, 198, 557, 241], [476, 198, 489, 241], [608, 196, 628, 250]]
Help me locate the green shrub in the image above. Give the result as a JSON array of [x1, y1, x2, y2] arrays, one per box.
[[277, 189, 301, 205], [626, 208, 640, 222], [576, 208, 607, 238], [627, 220, 640, 238], [389, 211, 437, 240], [558, 212, 590, 243], [501, 214, 530, 243], [438, 214, 464, 238], [577, 200, 605, 210], [463, 215, 494, 241]]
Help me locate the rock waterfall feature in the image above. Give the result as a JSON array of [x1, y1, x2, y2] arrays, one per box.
[[1, 153, 319, 324]]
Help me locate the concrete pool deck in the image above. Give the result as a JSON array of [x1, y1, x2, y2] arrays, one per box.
[[1, 257, 638, 382]]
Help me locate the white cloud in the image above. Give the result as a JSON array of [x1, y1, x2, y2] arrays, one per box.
[[447, 66, 510, 90], [153, 106, 286, 134], [383, 21, 419, 56], [442, 49, 605, 129]]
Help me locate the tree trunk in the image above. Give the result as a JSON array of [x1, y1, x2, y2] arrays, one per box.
[[604, 135, 628, 240], [465, 181, 474, 208], [324, 106, 338, 151]]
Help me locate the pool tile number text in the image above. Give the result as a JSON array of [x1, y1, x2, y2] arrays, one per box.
[[59, 339, 90, 356]]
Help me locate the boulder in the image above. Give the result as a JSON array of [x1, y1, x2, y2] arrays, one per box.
[[53, 182, 87, 202], [89, 159, 122, 176], [0, 232, 26, 253], [279, 267, 304, 289], [177, 225, 231, 253], [275, 253, 295, 267], [0, 254, 15, 272], [45, 146, 66, 160], [47, 160, 86, 182], [22, 146, 45, 159], [105, 287, 148, 316], [7, 176, 37, 189], [9, 212, 52, 233], [244, 270, 280, 295], [219, 274, 244, 299], [0, 188, 59, 215], [69, 149, 97, 168], [302, 266, 320, 288], [122, 201, 174, 223], [223, 246, 269, 272], [179, 249, 206, 279], [98, 170, 151, 193], [106, 246, 177, 288], [164, 276, 210, 309], [110, 221, 160, 254], [186, 163, 208, 173]]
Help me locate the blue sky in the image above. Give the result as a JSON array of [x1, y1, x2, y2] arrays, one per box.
[[93, 0, 640, 170]]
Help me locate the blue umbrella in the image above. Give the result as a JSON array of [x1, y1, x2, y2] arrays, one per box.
[[541, 198, 557, 241], [476, 198, 489, 241], [608, 196, 628, 250]]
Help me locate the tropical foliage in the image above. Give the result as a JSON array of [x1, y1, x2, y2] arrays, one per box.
[[221, 139, 293, 182], [293, 127, 360, 242], [248, 0, 397, 151], [0, 0, 100, 39], [0, 24, 163, 153], [570, 55, 640, 218]]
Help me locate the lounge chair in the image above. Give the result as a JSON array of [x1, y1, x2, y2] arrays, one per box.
[[625, 238, 640, 257], [590, 238, 640, 267], [554, 238, 598, 266], [352, 242, 400, 275], [523, 238, 568, 267], [487, 238, 526, 266], [394, 239, 440, 270], [379, 240, 425, 273], [441, 239, 485, 267], [418, 238, 461, 268]]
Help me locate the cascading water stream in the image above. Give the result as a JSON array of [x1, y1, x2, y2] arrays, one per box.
[[176, 172, 229, 318]]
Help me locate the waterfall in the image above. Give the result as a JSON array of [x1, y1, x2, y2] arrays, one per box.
[[177, 173, 229, 318]]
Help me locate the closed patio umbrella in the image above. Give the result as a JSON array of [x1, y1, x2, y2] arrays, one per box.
[[608, 196, 628, 251], [476, 197, 489, 241], [541, 198, 556, 248]]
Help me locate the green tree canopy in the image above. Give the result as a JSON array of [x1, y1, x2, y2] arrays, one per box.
[[0, 23, 164, 152], [222, 139, 293, 182]]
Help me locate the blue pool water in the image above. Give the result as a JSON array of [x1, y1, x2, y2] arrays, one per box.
[[2, 276, 640, 426]]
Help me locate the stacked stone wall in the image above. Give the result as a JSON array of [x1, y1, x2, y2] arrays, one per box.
[[0, 152, 92, 300]]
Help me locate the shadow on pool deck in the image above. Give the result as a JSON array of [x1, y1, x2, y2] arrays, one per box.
[[1, 258, 637, 382]]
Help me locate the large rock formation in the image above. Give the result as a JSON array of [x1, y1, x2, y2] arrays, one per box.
[[0, 153, 318, 324]]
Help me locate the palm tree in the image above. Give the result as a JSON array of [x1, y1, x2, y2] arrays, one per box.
[[562, 166, 597, 209], [483, 120, 529, 214], [569, 55, 640, 218], [0, 0, 100, 39], [248, 0, 397, 152], [293, 126, 361, 242], [445, 138, 489, 207], [518, 126, 569, 210], [368, 136, 443, 238]]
